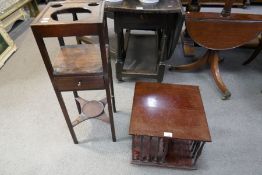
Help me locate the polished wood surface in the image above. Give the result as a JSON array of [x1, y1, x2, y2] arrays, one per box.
[[171, 0, 262, 99], [105, 0, 184, 82], [129, 82, 211, 169], [181, 0, 261, 56], [186, 12, 262, 50], [129, 82, 211, 142], [31, 1, 116, 143]]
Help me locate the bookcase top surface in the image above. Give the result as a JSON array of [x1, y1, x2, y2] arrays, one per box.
[[129, 82, 212, 142]]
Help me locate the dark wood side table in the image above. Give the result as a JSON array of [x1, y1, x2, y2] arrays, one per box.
[[105, 0, 184, 82], [129, 82, 211, 169]]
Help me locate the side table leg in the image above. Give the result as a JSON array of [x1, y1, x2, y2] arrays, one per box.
[[73, 91, 81, 114], [209, 51, 231, 100], [104, 78, 117, 142], [115, 29, 125, 81], [242, 38, 262, 65], [169, 49, 209, 71], [55, 90, 78, 144], [109, 61, 117, 113], [157, 32, 168, 82]]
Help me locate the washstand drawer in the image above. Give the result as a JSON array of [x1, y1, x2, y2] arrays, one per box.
[[53, 75, 105, 91]]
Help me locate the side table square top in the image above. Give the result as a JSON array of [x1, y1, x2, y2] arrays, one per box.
[[129, 82, 211, 142]]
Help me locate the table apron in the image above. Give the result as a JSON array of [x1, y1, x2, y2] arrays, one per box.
[[114, 13, 178, 32]]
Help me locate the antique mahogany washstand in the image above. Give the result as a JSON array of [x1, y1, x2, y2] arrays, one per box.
[[31, 1, 116, 143], [169, 0, 262, 99]]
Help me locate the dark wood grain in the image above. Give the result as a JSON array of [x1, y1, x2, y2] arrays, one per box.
[[105, 0, 182, 13], [129, 82, 211, 169], [170, 0, 262, 99], [105, 0, 184, 82], [129, 82, 211, 142], [186, 12, 262, 50], [31, 1, 116, 143]]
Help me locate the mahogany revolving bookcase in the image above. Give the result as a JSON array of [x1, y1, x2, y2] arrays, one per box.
[[129, 82, 212, 169]]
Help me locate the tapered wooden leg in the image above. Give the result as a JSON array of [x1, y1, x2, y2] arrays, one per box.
[[108, 62, 117, 113], [73, 91, 81, 114], [209, 51, 231, 100], [157, 64, 165, 83], [104, 79, 116, 142], [169, 51, 209, 71], [55, 90, 78, 144]]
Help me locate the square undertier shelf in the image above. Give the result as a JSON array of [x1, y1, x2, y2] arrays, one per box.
[[53, 44, 102, 75]]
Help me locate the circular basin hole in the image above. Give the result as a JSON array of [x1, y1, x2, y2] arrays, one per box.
[[88, 2, 99, 6], [51, 4, 63, 8], [51, 8, 91, 21]]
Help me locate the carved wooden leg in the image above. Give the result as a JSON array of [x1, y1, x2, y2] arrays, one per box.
[[169, 50, 209, 71], [209, 51, 231, 100], [104, 78, 116, 142], [73, 91, 81, 114], [55, 90, 78, 144]]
